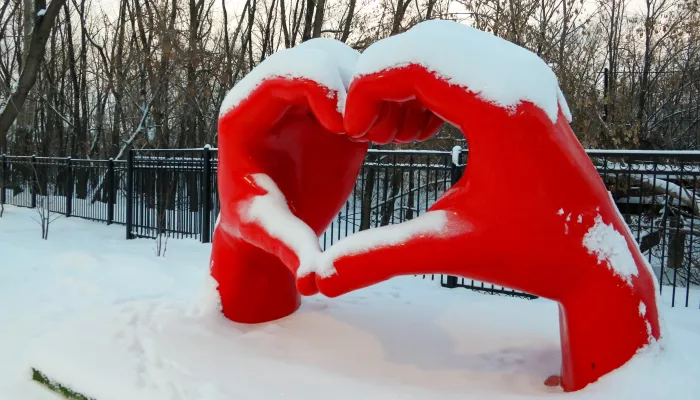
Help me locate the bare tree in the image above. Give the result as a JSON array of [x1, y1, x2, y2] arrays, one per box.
[[636, 0, 690, 148], [153, 170, 176, 257], [0, 0, 65, 152], [28, 160, 61, 239], [340, 0, 356, 42]]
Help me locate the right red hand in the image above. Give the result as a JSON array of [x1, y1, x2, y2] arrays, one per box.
[[311, 21, 661, 392]]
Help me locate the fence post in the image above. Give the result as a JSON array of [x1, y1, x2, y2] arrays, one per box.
[[0, 154, 5, 205], [30, 155, 36, 208], [443, 146, 463, 289], [201, 145, 212, 243], [450, 145, 463, 185], [126, 150, 134, 239], [65, 157, 73, 217], [107, 158, 114, 225]]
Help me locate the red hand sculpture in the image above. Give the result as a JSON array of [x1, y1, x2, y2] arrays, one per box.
[[308, 21, 663, 392], [211, 39, 368, 324]]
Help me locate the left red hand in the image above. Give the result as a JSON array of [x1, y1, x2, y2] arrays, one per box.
[[212, 39, 367, 323]]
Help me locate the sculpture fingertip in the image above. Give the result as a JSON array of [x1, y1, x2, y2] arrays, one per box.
[[296, 273, 320, 296]]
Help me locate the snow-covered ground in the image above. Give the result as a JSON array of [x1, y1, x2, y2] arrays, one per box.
[[1, 205, 700, 400]]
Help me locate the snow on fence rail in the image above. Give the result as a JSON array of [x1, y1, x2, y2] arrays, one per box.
[[2, 149, 700, 307]]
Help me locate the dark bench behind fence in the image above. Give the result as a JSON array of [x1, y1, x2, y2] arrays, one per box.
[[2, 148, 700, 308]]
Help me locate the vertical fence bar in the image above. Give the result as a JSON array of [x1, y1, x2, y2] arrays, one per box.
[[0, 154, 5, 205], [65, 157, 73, 217], [201, 146, 212, 243], [30, 155, 37, 208], [686, 173, 697, 307], [126, 150, 134, 239], [443, 146, 463, 289], [107, 158, 115, 225]]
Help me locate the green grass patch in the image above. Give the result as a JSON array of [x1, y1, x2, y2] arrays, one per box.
[[31, 368, 95, 400]]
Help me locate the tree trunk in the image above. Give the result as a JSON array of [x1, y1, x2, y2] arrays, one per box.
[[360, 168, 375, 230], [637, 1, 653, 147], [301, 0, 314, 41], [311, 0, 325, 38], [280, 0, 291, 47], [0, 0, 66, 152], [64, 1, 81, 156], [260, 0, 278, 62], [426, 0, 437, 19], [406, 169, 415, 220], [290, 0, 304, 44], [340, 0, 355, 42], [380, 169, 402, 226], [390, 0, 410, 35]]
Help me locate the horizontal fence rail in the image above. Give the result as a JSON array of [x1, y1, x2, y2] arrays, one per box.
[[2, 148, 700, 307]]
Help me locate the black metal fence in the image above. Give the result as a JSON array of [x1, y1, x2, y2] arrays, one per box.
[[126, 148, 218, 242], [2, 148, 700, 307], [0, 155, 127, 224]]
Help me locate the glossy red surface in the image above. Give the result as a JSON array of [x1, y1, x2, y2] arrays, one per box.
[[211, 78, 367, 324], [213, 62, 661, 393], [312, 65, 661, 392]]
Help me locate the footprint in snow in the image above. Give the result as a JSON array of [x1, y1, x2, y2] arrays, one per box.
[[303, 302, 329, 312]]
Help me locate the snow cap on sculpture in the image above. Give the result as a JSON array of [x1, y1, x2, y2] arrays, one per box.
[[354, 19, 572, 123], [219, 38, 359, 118], [306, 210, 471, 279]]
